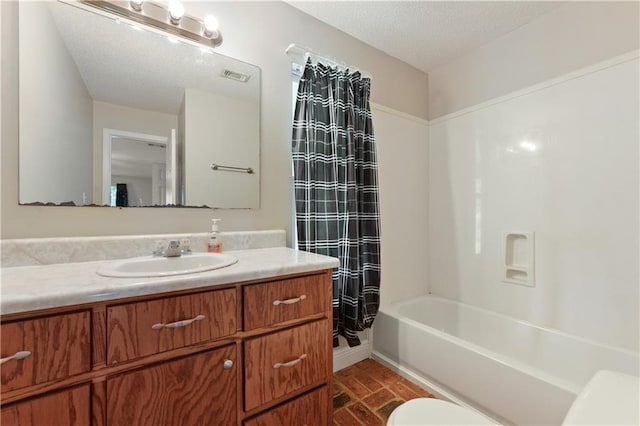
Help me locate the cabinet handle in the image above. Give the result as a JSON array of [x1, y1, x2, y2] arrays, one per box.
[[223, 359, 233, 369], [273, 353, 307, 369], [272, 294, 307, 306], [151, 314, 205, 330], [0, 350, 31, 365]]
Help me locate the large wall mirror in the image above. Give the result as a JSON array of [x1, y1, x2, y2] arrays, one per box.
[[19, 1, 260, 208]]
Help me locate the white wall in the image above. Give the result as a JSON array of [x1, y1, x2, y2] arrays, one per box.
[[18, 2, 93, 205], [92, 101, 177, 204], [182, 88, 259, 208], [428, 54, 639, 351], [373, 104, 429, 306], [428, 2, 640, 119], [1, 1, 428, 240]]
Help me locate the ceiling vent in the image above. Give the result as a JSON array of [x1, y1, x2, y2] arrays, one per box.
[[222, 69, 250, 83]]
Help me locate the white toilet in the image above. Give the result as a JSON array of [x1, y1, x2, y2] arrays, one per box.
[[387, 398, 495, 425], [387, 370, 639, 426]]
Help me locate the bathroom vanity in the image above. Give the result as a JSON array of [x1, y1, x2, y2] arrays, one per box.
[[0, 245, 338, 425]]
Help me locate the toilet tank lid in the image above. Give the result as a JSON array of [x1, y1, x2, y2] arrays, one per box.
[[563, 370, 639, 426]]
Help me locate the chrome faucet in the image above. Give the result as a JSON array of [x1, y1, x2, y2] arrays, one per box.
[[153, 239, 192, 257], [153, 240, 182, 257]]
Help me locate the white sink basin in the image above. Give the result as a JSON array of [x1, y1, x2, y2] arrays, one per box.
[[97, 253, 238, 278]]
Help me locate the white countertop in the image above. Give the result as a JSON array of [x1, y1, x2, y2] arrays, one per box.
[[0, 247, 339, 315]]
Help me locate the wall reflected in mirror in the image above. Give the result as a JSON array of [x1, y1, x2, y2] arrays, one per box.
[[19, 1, 260, 208]]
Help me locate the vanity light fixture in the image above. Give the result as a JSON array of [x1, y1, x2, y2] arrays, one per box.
[[129, 0, 143, 12], [168, 0, 184, 25], [203, 15, 219, 38], [80, 0, 223, 48]]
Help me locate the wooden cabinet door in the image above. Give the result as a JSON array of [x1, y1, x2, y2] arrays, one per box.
[[107, 345, 237, 426], [1, 384, 91, 426]]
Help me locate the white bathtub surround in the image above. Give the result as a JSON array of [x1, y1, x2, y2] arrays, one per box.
[[0, 246, 338, 315], [373, 296, 639, 425], [428, 51, 639, 351], [0, 230, 286, 267], [373, 104, 430, 306], [332, 330, 372, 372]]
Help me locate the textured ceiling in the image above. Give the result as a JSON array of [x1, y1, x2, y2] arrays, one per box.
[[287, 1, 565, 72]]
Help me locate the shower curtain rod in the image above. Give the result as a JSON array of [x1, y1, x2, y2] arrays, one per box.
[[285, 43, 372, 79]]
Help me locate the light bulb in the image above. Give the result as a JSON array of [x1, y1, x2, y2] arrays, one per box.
[[129, 0, 143, 12], [168, 0, 184, 24], [203, 15, 219, 38]]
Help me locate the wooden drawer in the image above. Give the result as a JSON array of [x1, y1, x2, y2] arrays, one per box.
[[244, 319, 329, 411], [0, 311, 91, 393], [107, 288, 236, 364], [107, 345, 237, 426], [244, 386, 330, 426], [1, 384, 91, 426], [243, 274, 330, 331]]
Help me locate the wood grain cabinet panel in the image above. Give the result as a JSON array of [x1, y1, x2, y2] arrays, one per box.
[[107, 345, 237, 426], [244, 319, 329, 412], [107, 288, 236, 364], [243, 275, 330, 330], [0, 311, 91, 393], [244, 386, 329, 426], [1, 384, 91, 426]]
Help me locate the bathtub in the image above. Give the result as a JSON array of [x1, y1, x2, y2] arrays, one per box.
[[372, 296, 639, 425]]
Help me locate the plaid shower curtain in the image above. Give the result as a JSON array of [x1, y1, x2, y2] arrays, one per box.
[[292, 59, 381, 347]]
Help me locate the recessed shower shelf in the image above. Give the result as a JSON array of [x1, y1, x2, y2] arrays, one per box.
[[503, 232, 535, 287]]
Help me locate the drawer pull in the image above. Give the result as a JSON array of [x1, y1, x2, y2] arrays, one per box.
[[151, 314, 205, 330], [0, 350, 31, 365], [223, 359, 233, 369], [273, 353, 307, 369], [272, 294, 307, 306]]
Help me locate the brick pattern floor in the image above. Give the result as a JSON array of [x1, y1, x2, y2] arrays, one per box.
[[333, 359, 435, 425]]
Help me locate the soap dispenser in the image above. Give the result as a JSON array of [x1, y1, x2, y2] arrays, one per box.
[[207, 219, 223, 253]]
